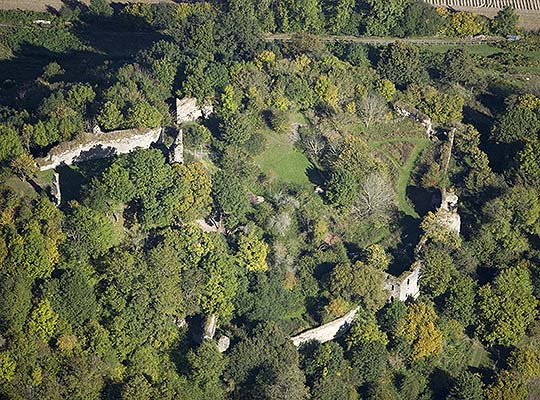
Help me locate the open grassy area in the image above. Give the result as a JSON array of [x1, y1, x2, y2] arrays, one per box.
[[468, 340, 491, 368], [256, 130, 312, 186]]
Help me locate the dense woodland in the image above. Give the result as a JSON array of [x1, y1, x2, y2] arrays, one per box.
[[0, 0, 540, 399]]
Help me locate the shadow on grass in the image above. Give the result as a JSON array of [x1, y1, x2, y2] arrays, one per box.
[[0, 10, 170, 107], [387, 213, 421, 276]]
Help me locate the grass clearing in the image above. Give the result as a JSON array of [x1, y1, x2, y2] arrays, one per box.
[[256, 129, 312, 186], [468, 340, 491, 368]]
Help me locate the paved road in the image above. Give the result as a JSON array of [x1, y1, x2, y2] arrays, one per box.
[[265, 33, 504, 45]]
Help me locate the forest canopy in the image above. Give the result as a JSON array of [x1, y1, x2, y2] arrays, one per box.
[[0, 1, 539, 399]]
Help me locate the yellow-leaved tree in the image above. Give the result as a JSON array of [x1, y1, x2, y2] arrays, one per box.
[[397, 302, 443, 361]]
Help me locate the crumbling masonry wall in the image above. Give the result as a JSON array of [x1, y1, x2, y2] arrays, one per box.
[[36, 128, 162, 171], [291, 307, 360, 347]]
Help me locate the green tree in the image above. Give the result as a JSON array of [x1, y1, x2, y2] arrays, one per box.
[[378, 43, 427, 88], [326, 170, 357, 208], [97, 101, 123, 130], [485, 371, 526, 400], [219, 113, 252, 146], [443, 276, 476, 327], [481, 186, 540, 258], [0, 352, 16, 383], [441, 48, 476, 86], [174, 162, 213, 220], [449, 12, 482, 36], [0, 273, 32, 335], [508, 345, 540, 380], [518, 141, 540, 184], [226, 322, 309, 400], [421, 245, 457, 297], [213, 171, 249, 226], [378, 299, 407, 339], [492, 95, 540, 144], [87, 163, 136, 210], [28, 299, 58, 341], [45, 269, 97, 325], [187, 341, 226, 399], [375, 79, 396, 101], [200, 252, 238, 318], [217, 0, 264, 61], [346, 316, 388, 348], [121, 374, 153, 400], [329, 261, 388, 311], [89, 0, 113, 17], [10, 153, 38, 181], [67, 83, 96, 109], [477, 266, 538, 346], [398, 0, 442, 36], [64, 204, 115, 260], [237, 228, 269, 272], [364, 0, 408, 36], [447, 371, 484, 400], [0, 125, 23, 163], [491, 6, 518, 36], [349, 341, 388, 385], [127, 101, 163, 128], [328, 0, 355, 34], [43, 62, 64, 80]]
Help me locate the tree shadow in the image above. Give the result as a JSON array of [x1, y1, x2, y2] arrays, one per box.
[[305, 165, 324, 186], [406, 185, 437, 217], [386, 213, 420, 276], [0, 7, 171, 108], [428, 367, 452, 399]]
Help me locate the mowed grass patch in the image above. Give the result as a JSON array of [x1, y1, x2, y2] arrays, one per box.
[[468, 340, 491, 368], [256, 130, 311, 186]]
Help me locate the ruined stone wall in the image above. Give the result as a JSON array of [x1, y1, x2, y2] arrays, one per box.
[[176, 97, 213, 124], [291, 307, 359, 347], [384, 263, 422, 302], [36, 128, 162, 171]]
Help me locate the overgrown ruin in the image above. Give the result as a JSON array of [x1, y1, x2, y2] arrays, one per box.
[[384, 263, 422, 302], [176, 97, 213, 124]]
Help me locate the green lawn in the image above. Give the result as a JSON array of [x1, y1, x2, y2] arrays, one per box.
[[468, 340, 491, 368], [256, 130, 312, 186]]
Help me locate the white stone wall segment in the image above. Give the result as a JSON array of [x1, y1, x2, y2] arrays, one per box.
[[36, 128, 162, 170], [291, 307, 359, 347]]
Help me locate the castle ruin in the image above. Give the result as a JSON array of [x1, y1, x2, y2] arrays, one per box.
[[36, 127, 162, 171], [176, 97, 213, 124]]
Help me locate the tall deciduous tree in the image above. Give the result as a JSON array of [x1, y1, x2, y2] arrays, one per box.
[[378, 43, 427, 88], [397, 302, 443, 361], [477, 266, 538, 346], [491, 6, 518, 36]]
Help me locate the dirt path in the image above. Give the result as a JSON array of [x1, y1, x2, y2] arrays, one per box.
[[265, 33, 504, 45]]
